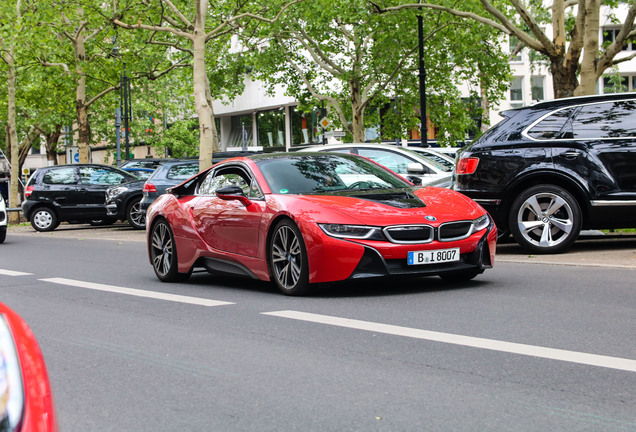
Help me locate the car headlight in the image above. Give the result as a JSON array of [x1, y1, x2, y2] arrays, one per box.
[[473, 214, 490, 232], [318, 224, 384, 240], [106, 186, 128, 199]]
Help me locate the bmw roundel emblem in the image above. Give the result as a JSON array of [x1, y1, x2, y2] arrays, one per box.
[[425, 215, 437, 221]]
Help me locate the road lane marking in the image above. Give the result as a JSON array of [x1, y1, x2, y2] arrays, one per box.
[[263, 310, 636, 373], [0, 269, 33, 276], [40, 278, 234, 307]]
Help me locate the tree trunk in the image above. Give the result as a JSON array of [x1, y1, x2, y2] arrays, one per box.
[[74, 25, 90, 163], [45, 128, 62, 165], [193, 0, 217, 171], [350, 79, 365, 143], [550, 56, 580, 99], [576, 0, 601, 96], [6, 46, 21, 222]]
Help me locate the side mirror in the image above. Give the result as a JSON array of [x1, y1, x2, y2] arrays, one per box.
[[215, 185, 252, 206], [406, 162, 425, 174], [407, 176, 422, 186]]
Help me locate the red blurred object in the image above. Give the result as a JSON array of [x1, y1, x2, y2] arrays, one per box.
[[0, 302, 58, 432]]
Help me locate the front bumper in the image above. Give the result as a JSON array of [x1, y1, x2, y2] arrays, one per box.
[[349, 230, 495, 279]]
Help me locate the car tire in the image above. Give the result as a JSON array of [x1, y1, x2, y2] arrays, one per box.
[[269, 219, 310, 296], [31, 207, 59, 232], [509, 184, 582, 254], [150, 219, 191, 282], [126, 197, 145, 230], [0, 226, 6, 244], [89, 218, 116, 226]]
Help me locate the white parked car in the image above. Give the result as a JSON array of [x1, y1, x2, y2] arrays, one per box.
[[298, 143, 452, 186], [0, 194, 7, 243], [405, 146, 456, 170]]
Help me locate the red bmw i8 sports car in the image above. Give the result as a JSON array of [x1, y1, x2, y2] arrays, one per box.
[[146, 152, 497, 295]]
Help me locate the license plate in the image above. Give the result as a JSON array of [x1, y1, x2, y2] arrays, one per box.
[[407, 247, 460, 265]]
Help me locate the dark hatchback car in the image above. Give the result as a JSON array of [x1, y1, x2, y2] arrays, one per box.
[[454, 93, 636, 254], [22, 164, 138, 231], [139, 160, 200, 214]]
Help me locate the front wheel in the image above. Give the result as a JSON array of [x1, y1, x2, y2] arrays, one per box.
[[126, 197, 145, 230], [0, 227, 6, 244], [31, 207, 59, 232], [150, 220, 191, 282], [269, 219, 310, 296], [509, 184, 582, 254]]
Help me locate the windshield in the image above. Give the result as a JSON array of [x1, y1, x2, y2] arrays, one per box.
[[256, 154, 410, 195]]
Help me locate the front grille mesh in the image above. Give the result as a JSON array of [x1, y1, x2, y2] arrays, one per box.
[[439, 221, 473, 241], [384, 225, 434, 243]]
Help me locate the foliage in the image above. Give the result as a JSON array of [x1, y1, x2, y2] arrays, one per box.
[[250, 0, 510, 146]]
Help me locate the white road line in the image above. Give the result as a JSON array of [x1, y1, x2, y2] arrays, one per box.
[[263, 310, 636, 373], [0, 269, 33, 276], [40, 278, 235, 307]]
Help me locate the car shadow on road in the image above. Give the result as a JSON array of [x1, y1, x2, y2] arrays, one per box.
[[183, 271, 486, 298]]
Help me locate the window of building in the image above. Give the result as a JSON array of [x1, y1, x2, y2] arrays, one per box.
[[510, 77, 523, 108], [603, 75, 629, 93], [603, 28, 636, 51], [257, 109, 285, 150], [531, 76, 545, 101], [509, 36, 522, 62], [290, 106, 324, 147], [227, 114, 253, 148]]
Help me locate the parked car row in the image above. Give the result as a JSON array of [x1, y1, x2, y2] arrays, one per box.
[[20, 152, 262, 232]]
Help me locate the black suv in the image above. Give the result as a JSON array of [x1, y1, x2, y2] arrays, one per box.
[[454, 93, 636, 254], [22, 164, 138, 231]]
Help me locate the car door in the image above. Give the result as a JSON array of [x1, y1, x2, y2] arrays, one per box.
[[77, 166, 131, 218], [191, 165, 265, 257], [38, 166, 80, 219], [566, 100, 636, 201]]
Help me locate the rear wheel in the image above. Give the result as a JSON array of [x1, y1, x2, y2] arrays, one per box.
[[31, 207, 59, 232], [269, 219, 310, 296], [509, 185, 581, 254], [126, 197, 145, 229], [150, 220, 191, 282]]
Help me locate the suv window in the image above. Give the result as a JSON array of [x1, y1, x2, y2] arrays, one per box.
[[572, 100, 636, 139], [167, 164, 199, 180], [527, 107, 574, 140], [42, 167, 77, 185]]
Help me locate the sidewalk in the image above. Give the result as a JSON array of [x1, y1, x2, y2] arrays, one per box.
[[8, 223, 636, 269]]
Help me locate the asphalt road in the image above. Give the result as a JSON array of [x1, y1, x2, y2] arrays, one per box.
[[1, 224, 635, 431]]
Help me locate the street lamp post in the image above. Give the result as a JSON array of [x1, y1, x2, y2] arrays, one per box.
[[417, 10, 428, 147], [120, 64, 132, 160]]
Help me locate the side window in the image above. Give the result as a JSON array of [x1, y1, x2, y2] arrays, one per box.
[[357, 149, 431, 174], [571, 100, 636, 139], [79, 167, 127, 186], [167, 164, 199, 180], [527, 107, 574, 139], [42, 167, 77, 185], [198, 167, 261, 198]]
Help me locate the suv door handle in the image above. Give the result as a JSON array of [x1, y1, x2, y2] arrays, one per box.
[[563, 150, 581, 159]]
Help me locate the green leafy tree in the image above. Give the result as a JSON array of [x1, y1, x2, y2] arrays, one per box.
[[250, 0, 509, 146], [372, 0, 636, 98], [113, 0, 304, 170]]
